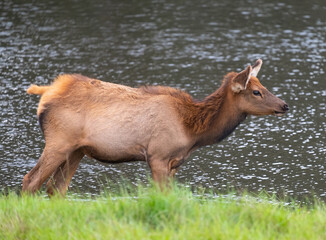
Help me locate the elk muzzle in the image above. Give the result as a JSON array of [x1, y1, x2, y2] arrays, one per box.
[[274, 102, 289, 116]]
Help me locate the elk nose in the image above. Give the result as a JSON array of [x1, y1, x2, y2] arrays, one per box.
[[283, 104, 289, 111]]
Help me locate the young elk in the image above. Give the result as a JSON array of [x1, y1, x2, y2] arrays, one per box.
[[23, 59, 289, 196]]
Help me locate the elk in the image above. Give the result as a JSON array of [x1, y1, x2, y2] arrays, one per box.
[[23, 59, 289, 196]]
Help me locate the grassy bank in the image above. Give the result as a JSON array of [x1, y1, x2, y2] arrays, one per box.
[[1, 185, 326, 240]]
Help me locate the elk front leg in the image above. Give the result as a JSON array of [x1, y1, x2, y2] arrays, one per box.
[[149, 159, 170, 187], [169, 157, 184, 179]]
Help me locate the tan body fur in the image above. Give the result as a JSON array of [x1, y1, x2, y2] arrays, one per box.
[[23, 59, 289, 196]]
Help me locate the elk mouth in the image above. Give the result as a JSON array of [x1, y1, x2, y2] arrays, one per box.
[[274, 111, 286, 116]]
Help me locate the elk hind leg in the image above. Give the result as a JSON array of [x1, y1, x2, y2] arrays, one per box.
[[22, 148, 67, 194], [46, 149, 84, 196]]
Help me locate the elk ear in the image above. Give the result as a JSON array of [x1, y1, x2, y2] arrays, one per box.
[[251, 59, 262, 77], [231, 65, 252, 93]]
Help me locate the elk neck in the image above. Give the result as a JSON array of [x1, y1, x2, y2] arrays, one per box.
[[182, 75, 247, 148]]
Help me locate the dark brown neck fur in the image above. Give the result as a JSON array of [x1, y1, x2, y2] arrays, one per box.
[[177, 73, 244, 135], [188, 72, 247, 147], [181, 85, 226, 134]]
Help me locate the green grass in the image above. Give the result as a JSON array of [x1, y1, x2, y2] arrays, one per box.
[[1, 184, 326, 240]]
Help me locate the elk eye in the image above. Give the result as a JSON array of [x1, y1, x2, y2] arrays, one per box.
[[253, 90, 261, 96]]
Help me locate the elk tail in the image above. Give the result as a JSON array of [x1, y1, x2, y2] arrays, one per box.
[[27, 84, 50, 95]]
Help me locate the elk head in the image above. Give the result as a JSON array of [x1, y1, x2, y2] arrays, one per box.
[[231, 59, 289, 116]]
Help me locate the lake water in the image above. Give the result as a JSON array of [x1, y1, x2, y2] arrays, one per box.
[[0, 0, 325, 200]]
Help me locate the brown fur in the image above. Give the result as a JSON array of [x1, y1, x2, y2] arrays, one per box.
[[23, 60, 288, 196]]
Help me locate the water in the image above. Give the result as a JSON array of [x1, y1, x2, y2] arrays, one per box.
[[0, 0, 325, 200]]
